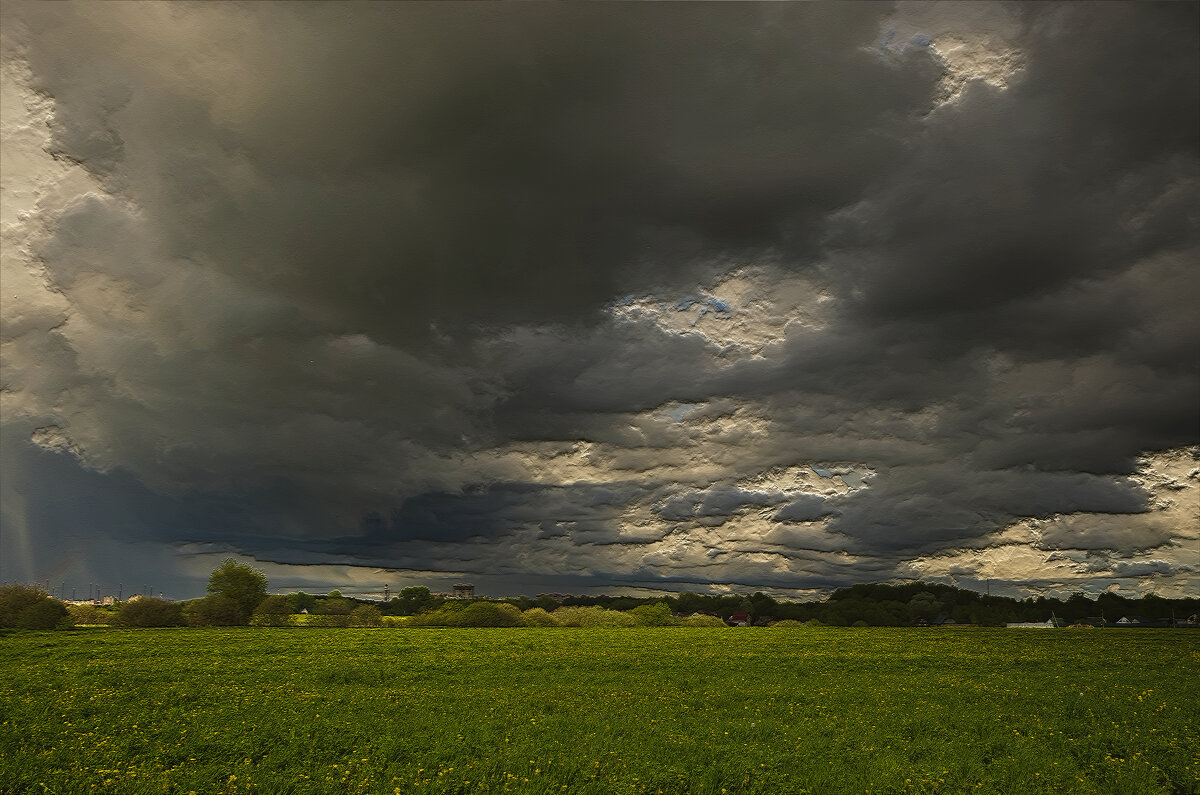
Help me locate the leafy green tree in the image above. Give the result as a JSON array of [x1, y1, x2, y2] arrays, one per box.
[[749, 592, 779, 620], [907, 591, 940, 621], [0, 584, 70, 629], [389, 586, 437, 616], [206, 559, 267, 623], [115, 597, 185, 627], [285, 592, 317, 613], [319, 597, 355, 616], [673, 591, 704, 615], [251, 595, 294, 626]]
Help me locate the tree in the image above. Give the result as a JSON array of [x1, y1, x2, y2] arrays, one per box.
[[389, 586, 436, 616], [115, 597, 185, 627], [206, 559, 267, 624], [319, 597, 355, 616], [673, 591, 704, 615], [0, 584, 71, 630], [285, 592, 317, 613]]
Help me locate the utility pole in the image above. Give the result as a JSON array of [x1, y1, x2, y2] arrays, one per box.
[[118, 583, 123, 601]]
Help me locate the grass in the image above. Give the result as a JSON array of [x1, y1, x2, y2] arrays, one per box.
[[1, 627, 1197, 794]]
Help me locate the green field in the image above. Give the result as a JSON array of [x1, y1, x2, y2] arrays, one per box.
[[1, 628, 1196, 794]]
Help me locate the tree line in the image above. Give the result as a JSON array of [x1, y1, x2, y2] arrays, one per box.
[[3, 560, 1197, 630]]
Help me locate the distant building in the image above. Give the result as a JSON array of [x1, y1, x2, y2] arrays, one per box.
[[727, 610, 751, 627], [452, 584, 475, 600]]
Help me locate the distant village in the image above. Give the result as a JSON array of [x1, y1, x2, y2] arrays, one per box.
[[23, 578, 1200, 630]]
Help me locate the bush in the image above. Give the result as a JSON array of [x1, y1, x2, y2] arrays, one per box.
[[630, 603, 676, 626], [521, 607, 561, 627], [251, 595, 294, 627], [552, 606, 636, 627], [310, 613, 350, 627], [458, 602, 523, 627], [410, 601, 523, 627], [0, 585, 71, 630], [350, 605, 383, 627], [185, 594, 243, 626], [115, 597, 185, 627], [409, 602, 466, 627], [681, 614, 727, 627]]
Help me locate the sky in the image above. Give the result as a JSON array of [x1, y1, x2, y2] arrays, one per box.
[[1, 2, 1197, 602]]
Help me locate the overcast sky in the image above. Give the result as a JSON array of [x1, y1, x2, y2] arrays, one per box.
[[1, 2, 1196, 601]]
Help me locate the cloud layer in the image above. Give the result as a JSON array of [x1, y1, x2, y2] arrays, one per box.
[[2, 2, 1196, 599]]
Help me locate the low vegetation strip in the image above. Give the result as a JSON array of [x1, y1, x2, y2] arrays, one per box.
[[1, 628, 1197, 794]]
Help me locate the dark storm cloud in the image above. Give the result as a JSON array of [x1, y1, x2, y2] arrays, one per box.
[[16, 1, 937, 346], [3, 2, 1197, 597]]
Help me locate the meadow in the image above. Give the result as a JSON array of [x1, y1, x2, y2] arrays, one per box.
[[1, 627, 1196, 795]]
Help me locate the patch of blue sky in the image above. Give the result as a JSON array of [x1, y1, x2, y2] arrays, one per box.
[[812, 466, 833, 479], [666, 403, 701, 422]]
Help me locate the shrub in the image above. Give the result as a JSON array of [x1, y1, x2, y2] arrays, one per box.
[[681, 614, 727, 627], [458, 602, 523, 627], [409, 602, 467, 627], [350, 605, 383, 627], [185, 594, 243, 626], [521, 607, 561, 627], [630, 602, 676, 626], [553, 606, 636, 627], [115, 597, 185, 627], [313, 613, 351, 628], [251, 595, 294, 627], [0, 585, 71, 630]]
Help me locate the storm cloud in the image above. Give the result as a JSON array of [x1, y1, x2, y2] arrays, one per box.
[[1, 2, 1196, 599]]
